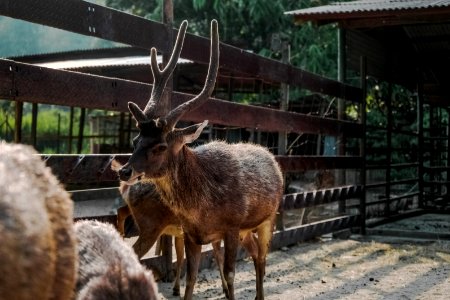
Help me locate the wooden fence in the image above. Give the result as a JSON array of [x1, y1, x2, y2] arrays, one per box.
[[0, 0, 366, 276]]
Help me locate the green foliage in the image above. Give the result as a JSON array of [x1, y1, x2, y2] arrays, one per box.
[[105, 0, 338, 78]]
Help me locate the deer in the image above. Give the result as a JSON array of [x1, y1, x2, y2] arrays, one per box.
[[0, 142, 77, 300], [111, 160, 228, 297], [117, 19, 284, 300], [75, 220, 158, 300]]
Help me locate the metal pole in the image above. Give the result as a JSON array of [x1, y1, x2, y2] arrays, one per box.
[[359, 56, 367, 235], [337, 27, 347, 213]]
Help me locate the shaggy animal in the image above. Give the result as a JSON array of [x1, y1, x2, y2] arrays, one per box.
[[112, 160, 228, 296], [118, 20, 283, 300], [0, 142, 77, 300], [74, 220, 158, 300]]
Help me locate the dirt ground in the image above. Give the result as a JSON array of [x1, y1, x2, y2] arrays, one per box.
[[155, 214, 450, 299]]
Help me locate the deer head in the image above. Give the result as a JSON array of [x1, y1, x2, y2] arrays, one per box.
[[119, 20, 219, 183]]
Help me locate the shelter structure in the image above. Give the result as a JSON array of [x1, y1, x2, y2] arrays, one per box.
[[287, 0, 450, 209]]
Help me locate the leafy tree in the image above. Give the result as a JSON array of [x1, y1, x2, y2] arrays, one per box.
[[105, 0, 338, 79]]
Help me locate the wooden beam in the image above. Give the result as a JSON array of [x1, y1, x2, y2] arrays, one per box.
[[0, 59, 362, 137], [0, 0, 361, 100]]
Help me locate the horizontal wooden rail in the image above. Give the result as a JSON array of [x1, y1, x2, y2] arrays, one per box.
[[280, 185, 363, 211], [0, 0, 362, 101], [0, 59, 363, 137], [39, 154, 362, 186], [271, 215, 360, 249]]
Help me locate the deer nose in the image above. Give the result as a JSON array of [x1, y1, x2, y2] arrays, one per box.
[[118, 166, 132, 181]]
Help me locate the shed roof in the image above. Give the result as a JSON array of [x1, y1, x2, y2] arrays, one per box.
[[286, 0, 450, 106], [286, 0, 450, 27]]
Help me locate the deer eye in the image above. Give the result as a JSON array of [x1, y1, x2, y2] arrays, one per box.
[[152, 144, 168, 155]]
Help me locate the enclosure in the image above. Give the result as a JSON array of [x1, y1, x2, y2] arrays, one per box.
[[0, 0, 449, 294]]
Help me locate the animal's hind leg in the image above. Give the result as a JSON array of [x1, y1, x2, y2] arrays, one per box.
[[223, 231, 240, 300], [254, 219, 275, 300]]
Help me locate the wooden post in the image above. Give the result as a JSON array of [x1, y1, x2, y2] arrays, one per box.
[[14, 101, 23, 143], [160, 0, 174, 283], [77, 108, 86, 153], [275, 40, 290, 230], [57, 113, 61, 153], [68, 107, 74, 153], [31, 103, 38, 148]]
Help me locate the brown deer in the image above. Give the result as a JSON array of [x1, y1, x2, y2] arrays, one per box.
[[112, 160, 228, 297], [118, 20, 283, 300]]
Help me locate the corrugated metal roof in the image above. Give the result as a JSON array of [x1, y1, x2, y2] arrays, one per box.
[[286, 0, 450, 16]]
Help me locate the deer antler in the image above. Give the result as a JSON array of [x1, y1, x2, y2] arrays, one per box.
[[164, 19, 219, 129], [126, 20, 188, 122]]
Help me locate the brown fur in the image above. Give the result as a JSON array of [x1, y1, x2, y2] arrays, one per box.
[[74, 220, 158, 300], [0, 142, 77, 300], [112, 160, 228, 296], [119, 20, 283, 300]]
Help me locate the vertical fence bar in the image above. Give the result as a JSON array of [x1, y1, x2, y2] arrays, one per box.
[[68, 107, 74, 153], [417, 71, 424, 208], [359, 56, 367, 235], [385, 82, 393, 216], [31, 102, 38, 148], [77, 107, 86, 153], [337, 27, 347, 213], [14, 101, 23, 143]]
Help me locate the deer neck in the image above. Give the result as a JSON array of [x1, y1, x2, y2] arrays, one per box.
[[151, 146, 201, 210]]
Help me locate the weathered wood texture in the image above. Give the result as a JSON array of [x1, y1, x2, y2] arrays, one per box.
[[0, 0, 362, 101], [40, 154, 363, 186], [0, 59, 362, 137], [280, 185, 363, 211]]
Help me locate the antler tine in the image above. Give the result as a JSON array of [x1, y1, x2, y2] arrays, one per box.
[[165, 19, 219, 128], [143, 20, 189, 118]]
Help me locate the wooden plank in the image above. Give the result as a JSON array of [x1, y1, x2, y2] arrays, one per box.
[[0, 59, 362, 137], [276, 155, 363, 172], [280, 185, 363, 211], [0, 0, 362, 101], [271, 215, 361, 249], [40, 154, 363, 185]]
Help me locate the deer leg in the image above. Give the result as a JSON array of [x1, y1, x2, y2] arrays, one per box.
[[132, 232, 159, 259], [183, 234, 202, 300], [224, 231, 240, 300], [212, 240, 229, 298], [116, 205, 130, 237], [254, 220, 275, 300], [172, 236, 184, 296]]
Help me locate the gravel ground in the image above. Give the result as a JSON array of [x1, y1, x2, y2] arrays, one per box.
[[154, 214, 450, 299]]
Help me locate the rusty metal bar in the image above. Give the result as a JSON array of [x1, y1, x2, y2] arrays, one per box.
[[0, 0, 362, 101], [0, 59, 362, 137]]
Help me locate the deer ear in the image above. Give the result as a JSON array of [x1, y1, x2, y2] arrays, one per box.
[[182, 120, 208, 144], [128, 102, 147, 124]]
